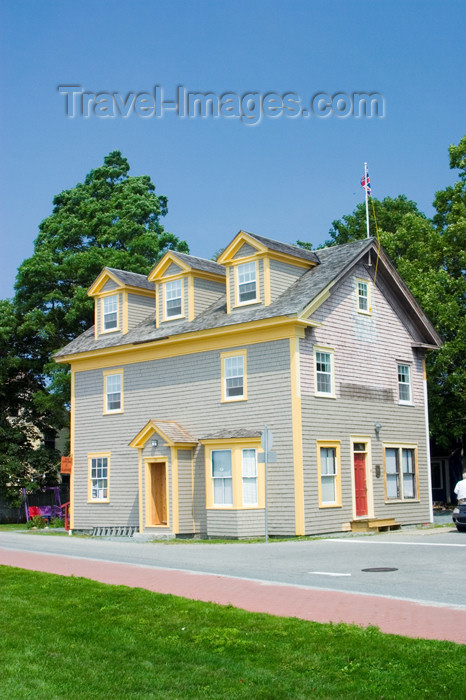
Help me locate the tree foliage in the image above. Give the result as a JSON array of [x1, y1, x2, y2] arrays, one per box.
[[302, 138, 466, 449], [1, 151, 188, 504]]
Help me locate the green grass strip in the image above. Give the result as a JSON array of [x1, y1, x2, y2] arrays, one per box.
[[0, 566, 464, 699]]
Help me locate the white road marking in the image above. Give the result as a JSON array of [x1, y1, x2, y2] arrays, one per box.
[[326, 539, 466, 547], [309, 571, 352, 577]]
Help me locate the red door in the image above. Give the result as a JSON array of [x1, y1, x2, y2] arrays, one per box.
[[354, 452, 368, 517]]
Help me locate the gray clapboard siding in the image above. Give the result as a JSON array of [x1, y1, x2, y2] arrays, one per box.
[[206, 509, 265, 538], [299, 263, 430, 533], [163, 262, 183, 277], [72, 338, 295, 534], [269, 259, 305, 302], [233, 243, 258, 259], [102, 279, 119, 292], [127, 293, 155, 330], [177, 448, 195, 534], [193, 277, 225, 317]]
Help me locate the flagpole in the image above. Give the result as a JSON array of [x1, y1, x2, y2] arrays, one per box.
[[364, 162, 370, 239]]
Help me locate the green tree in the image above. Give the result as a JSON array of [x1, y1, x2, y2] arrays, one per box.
[[1, 151, 188, 504], [299, 139, 465, 449]]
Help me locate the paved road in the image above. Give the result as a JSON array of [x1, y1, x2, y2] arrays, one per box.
[[1, 527, 464, 608]]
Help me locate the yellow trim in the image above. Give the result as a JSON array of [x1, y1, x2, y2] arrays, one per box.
[[56, 316, 307, 372], [290, 335, 305, 534], [356, 277, 371, 316], [233, 260, 261, 308], [148, 250, 191, 281], [383, 443, 420, 503], [103, 368, 124, 414], [188, 275, 195, 321], [162, 278, 185, 322], [202, 440, 263, 509], [313, 345, 336, 398], [349, 436, 374, 519], [88, 269, 125, 296], [138, 448, 143, 533], [100, 293, 121, 334], [263, 256, 271, 306], [217, 230, 267, 263], [316, 440, 342, 508], [171, 447, 179, 534], [220, 349, 248, 402], [129, 419, 197, 449], [88, 452, 110, 503], [226, 268, 232, 314], [155, 283, 160, 328], [94, 302, 98, 340], [300, 286, 332, 319], [266, 251, 315, 269], [70, 370, 75, 529], [122, 291, 128, 334], [144, 457, 170, 528]]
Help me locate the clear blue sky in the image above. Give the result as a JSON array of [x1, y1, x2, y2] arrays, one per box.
[[1, 0, 464, 300]]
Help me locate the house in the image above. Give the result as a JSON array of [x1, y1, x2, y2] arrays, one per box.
[[54, 231, 442, 538]]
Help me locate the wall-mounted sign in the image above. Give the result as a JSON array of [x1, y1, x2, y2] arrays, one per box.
[[60, 456, 73, 474]]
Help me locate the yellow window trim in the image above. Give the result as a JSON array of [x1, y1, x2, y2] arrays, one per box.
[[103, 368, 124, 415], [317, 440, 342, 508], [88, 452, 110, 503], [313, 345, 336, 398], [383, 443, 420, 503], [220, 349, 248, 402], [356, 277, 372, 316], [202, 441, 264, 510], [233, 260, 261, 308], [162, 277, 186, 322], [100, 293, 121, 335]]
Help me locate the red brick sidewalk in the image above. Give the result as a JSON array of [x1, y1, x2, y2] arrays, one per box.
[[1, 547, 465, 645]]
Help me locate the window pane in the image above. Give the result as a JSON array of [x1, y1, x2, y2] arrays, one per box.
[[316, 352, 332, 394], [238, 262, 256, 302], [213, 477, 233, 505], [242, 449, 257, 477], [225, 356, 244, 397], [398, 364, 411, 402], [385, 449, 399, 498], [166, 280, 182, 317], [243, 477, 258, 505], [321, 475, 336, 503], [386, 474, 398, 499], [212, 450, 232, 477], [91, 458, 108, 499], [403, 473, 415, 498], [358, 282, 368, 311], [320, 448, 336, 475], [103, 295, 118, 330], [385, 449, 398, 474]]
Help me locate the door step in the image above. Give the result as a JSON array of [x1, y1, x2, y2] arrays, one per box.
[[351, 518, 401, 533]]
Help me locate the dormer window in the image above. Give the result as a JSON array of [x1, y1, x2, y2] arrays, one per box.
[[102, 295, 118, 331], [237, 262, 257, 304], [165, 279, 183, 318]]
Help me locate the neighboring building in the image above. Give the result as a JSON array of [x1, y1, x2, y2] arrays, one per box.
[[54, 232, 442, 537]]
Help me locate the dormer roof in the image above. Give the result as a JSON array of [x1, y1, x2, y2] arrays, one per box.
[[148, 250, 225, 282], [217, 230, 320, 266], [88, 267, 154, 296]]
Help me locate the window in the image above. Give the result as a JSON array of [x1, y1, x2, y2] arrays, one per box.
[[102, 295, 118, 331], [221, 351, 247, 402], [104, 371, 123, 414], [317, 441, 341, 507], [242, 449, 258, 505], [397, 363, 411, 403], [237, 262, 257, 304], [385, 446, 417, 500], [89, 455, 109, 501], [203, 440, 263, 509], [165, 279, 183, 318], [211, 450, 233, 506], [314, 348, 334, 397], [356, 279, 371, 314]]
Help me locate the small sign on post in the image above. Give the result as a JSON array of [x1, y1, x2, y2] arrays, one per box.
[[60, 456, 72, 474]]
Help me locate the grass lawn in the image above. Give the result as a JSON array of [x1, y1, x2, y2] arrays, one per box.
[[0, 567, 464, 699]]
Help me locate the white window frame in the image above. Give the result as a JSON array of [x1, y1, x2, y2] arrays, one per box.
[[242, 448, 258, 506], [221, 351, 247, 402], [102, 294, 119, 332], [317, 441, 341, 508], [164, 279, 183, 319], [211, 449, 233, 506], [397, 363, 412, 404], [236, 261, 258, 305], [384, 445, 418, 501], [356, 278, 371, 315], [103, 370, 123, 414], [89, 454, 109, 502], [314, 347, 335, 398]]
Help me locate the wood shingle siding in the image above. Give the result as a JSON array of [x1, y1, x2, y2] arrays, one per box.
[[193, 277, 225, 317], [269, 259, 305, 302], [127, 294, 155, 330]]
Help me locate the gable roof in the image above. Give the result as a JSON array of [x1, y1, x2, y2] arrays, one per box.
[[129, 419, 197, 448], [55, 237, 441, 360], [148, 250, 226, 281], [244, 231, 320, 264], [88, 267, 154, 295]]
